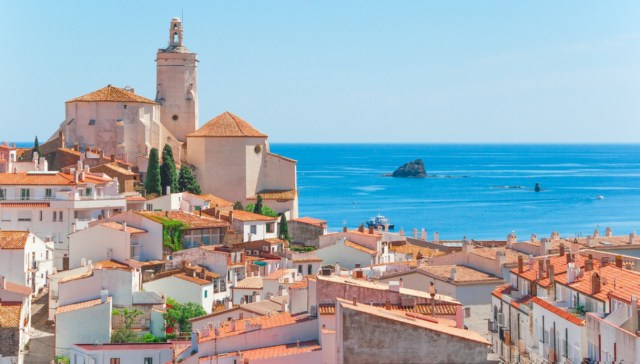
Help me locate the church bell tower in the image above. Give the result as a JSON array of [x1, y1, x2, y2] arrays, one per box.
[[156, 17, 198, 143]]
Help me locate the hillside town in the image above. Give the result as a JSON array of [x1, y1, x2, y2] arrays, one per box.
[[2, 18, 640, 364]]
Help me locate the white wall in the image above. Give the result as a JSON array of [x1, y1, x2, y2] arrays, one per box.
[[315, 239, 374, 270], [143, 276, 212, 313], [55, 299, 112, 357], [69, 225, 132, 269], [58, 268, 137, 308]]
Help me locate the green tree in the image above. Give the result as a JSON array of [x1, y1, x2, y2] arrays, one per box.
[[32, 136, 41, 157], [111, 308, 143, 343], [178, 165, 201, 194], [160, 144, 178, 195], [253, 194, 263, 214], [163, 297, 206, 335], [279, 214, 290, 242], [245, 203, 278, 217], [145, 148, 161, 196], [233, 201, 244, 210]]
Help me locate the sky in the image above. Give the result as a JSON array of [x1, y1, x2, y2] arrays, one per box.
[[1, 1, 639, 143]]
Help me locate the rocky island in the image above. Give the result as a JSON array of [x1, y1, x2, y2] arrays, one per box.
[[388, 159, 427, 178]]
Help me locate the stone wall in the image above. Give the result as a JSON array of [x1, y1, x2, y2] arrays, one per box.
[[0, 328, 19, 357], [340, 305, 489, 364], [290, 220, 325, 247]]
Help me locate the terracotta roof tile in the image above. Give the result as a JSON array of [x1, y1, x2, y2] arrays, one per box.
[[344, 240, 376, 255], [100, 222, 146, 235], [199, 340, 321, 362], [0, 202, 51, 208], [291, 217, 327, 227], [0, 231, 30, 249], [390, 243, 444, 258], [74, 343, 173, 351], [318, 302, 458, 316], [188, 112, 267, 138], [264, 269, 295, 281], [67, 85, 157, 104], [531, 297, 585, 326], [222, 210, 277, 222], [2, 281, 31, 296], [175, 273, 214, 286], [556, 264, 640, 303], [94, 259, 134, 271], [0, 302, 22, 328], [93, 163, 137, 176], [195, 194, 234, 208], [199, 312, 302, 342], [134, 210, 228, 229], [125, 195, 147, 202], [419, 265, 502, 284], [288, 279, 309, 290], [56, 297, 111, 315], [0, 171, 111, 186], [248, 189, 297, 201], [511, 253, 595, 288], [469, 247, 528, 265], [234, 276, 263, 290]]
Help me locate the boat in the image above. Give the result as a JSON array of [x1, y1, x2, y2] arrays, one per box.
[[365, 214, 395, 230], [596, 195, 604, 200]]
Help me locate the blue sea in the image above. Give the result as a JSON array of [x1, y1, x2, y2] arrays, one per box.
[[270, 144, 640, 241]]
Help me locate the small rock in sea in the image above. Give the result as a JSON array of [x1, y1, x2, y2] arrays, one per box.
[[389, 159, 427, 178], [534, 182, 541, 192]]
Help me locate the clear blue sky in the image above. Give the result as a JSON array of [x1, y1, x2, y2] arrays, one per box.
[[2, 1, 639, 143]]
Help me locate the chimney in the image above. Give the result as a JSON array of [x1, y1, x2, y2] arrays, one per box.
[[413, 228, 418, 239], [421, 228, 427, 241], [531, 233, 537, 242], [450, 267, 458, 281], [100, 289, 108, 303], [434, 232, 439, 243], [605, 227, 612, 237], [537, 260, 544, 280], [385, 298, 391, 310], [110, 154, 116, 162], [551, 231, 560, 241], [585, 259, 593, 272], [549, 265, 555, 285], [594, 229, 600, 238], [71, 222, 77, 233], [540, 238, 551, 256], [591, 273, 601, 294], [281, 299, 289, 313], [165, 186, 171, 195], [352, 296, 357, 306], [630, 232, 637, 245], [74, 142, 79, 151], [566, 252, 572, 264], [368, 226, 374, 235], [631, 295, 639, 333], [399, 277, 404, 288], [616, 255, 623, 268], [567, 263, 576, 283], [507, 232, 517, 248], [0, 275, 5, 290], [559, 243, 565, 257], [586, 235, 594, 247], [517, 255, 524, 273]]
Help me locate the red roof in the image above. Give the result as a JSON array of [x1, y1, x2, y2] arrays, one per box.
[[188, 112, 267, 138], [56, 297, 111, 314], [0, 231, 30, 249], [292, 217, 327, 227], [67, 85, 157, 104], [2, 281, 32, 296], [555, 264, 640, 303], [74, 343, 173, 351], [531, 297, 585, 326]]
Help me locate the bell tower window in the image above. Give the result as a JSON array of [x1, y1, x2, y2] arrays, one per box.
[[173, 32, 179, 44]]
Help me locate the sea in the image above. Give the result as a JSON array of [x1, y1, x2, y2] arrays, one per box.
[[269, 144, 640, 241]]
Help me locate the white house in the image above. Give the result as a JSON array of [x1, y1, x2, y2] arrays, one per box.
[[69, 343, 174, 364], [217, 209, 278, 242], [143, 273, 217, 314], [0, 166, 126, 270], [0, 277, 31, 364], [55, 296, 112, 357], [0, 230, 53, 294], [170, 245, 245, 294], [68, 221, 148, 269], [316, 237, 378, 270]]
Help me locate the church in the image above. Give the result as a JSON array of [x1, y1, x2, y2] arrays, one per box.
[[43, 17, 298, 217]]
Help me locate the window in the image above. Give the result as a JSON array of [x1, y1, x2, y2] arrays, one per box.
[[59, 211, 63, 222], [53, 211, 57, 222], [86, 188, 92, 196], [298, 265, 303, 274], [18, 211, 32, 222], [144, 359, 152, 364], [39, 211, 43, 221], [204, 290, 208, 298], [262, 246, 269, 252], [20, 188, 30, 200], [110, 359, 120, 364], [0, 188, 5, 200], [45, 188, 52, 199], [123, 105, 127, 109], [88, 119, 96, 125], [250, 225, 257, 235], [308, 264, 313, 275], [266, 223, 274, 233]]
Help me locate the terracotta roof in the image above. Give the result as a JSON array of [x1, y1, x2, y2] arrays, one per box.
[[291, 217, 327, 227], [319, 302, 458, 316], [199, 312, 302, 342], [288, 279, 309, 290], [264, 269, 295, 281], [126, 195, 147, 202], [531, 297, 585, 326], [2, 281, 31, 296], [67, 85, 157, 104], [74, 343, 173, 351], [292, 258, 323, 263], [248, 189, 297, 201], [344, 240, 376, 255], [56, 297, 111, 315], [94, 259, 134, 272], [134, 210, 228, 229], [0, 202, 51, 208], [93, 163, 137, 176], [390, 243, 444, 258], [469, 247, 528, 265], [222, 210, 277, 222], [196, 194, 234, 208], [416, 265, 502, 284], [0, 171, 110, 186], [491, 284, 517, 300], [199, 340, 321, 362], [175, 273, 214, 286], [234, 276, 263, 290], [187, 112, 267, 138], [0, 302, 22, 328], [0, 231, 30, 249], [555, 264, 640, 303], [338, 299, 490, 345], [100, 222, 146, 235]]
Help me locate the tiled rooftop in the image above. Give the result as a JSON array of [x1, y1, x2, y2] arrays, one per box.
[[263, 269, 294, 281], [291, 217, 327, 227], [531, 297, 585, 326], [222, 210, 278, 222], [74, 343, 173, 351], [0, 171, 111, 186], [234, 276, 263, 290], [100, 222, 146, 235], [94, 259, 134, 272], [511, 252, 596, 288], [135, 210, 228, 229], [199, 312, 303, 342], [187, 112, 267, 138], [0, 231, 30, 249], [390, 243, 444, 258], [56, 297, 111, 315], [319, 302, 459, 316], [344, 240, 377, 254], [555, 264, 640, 303], [199, 340, 321, 362], [67, 85, 157, 104], [0, 302, 22, 328], [175, 273, 215, 286], [417, 265, 502, 284], [468, 246, 528, 265], [1, 281, 31, 296], [194, 193, 234, 208], [0, 202, 50, 208]]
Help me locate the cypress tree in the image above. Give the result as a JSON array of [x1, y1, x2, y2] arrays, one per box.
[[145, 148, 161, 196], [253, 194, 263, 214], [178, 165, 201, 194], [233, 201, 244, 210], [279, 214, 290, 242], [160, 144, 178, 195], [32, 136, 41, 157]]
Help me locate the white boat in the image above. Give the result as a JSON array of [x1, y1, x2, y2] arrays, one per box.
[[365, 215, 395, 230]]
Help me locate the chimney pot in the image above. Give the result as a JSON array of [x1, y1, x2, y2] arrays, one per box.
[[368, 226, 374, 234], [616, 255, 623, 268], [343, 226, 348, 233], [517, 255, 524, 273]]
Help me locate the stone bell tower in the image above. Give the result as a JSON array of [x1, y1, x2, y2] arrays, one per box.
[[156, 17, 198, 143]]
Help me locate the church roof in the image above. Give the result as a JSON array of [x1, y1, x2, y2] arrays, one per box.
[[188, 112, 267, 138], [66, 85, 157, 105]]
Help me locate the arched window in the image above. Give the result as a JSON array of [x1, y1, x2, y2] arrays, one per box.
[[173, 32, 179, 44], [173, 23, 178, 29]]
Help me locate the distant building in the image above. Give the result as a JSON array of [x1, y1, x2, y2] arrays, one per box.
[[0, 231, 53, 294]]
